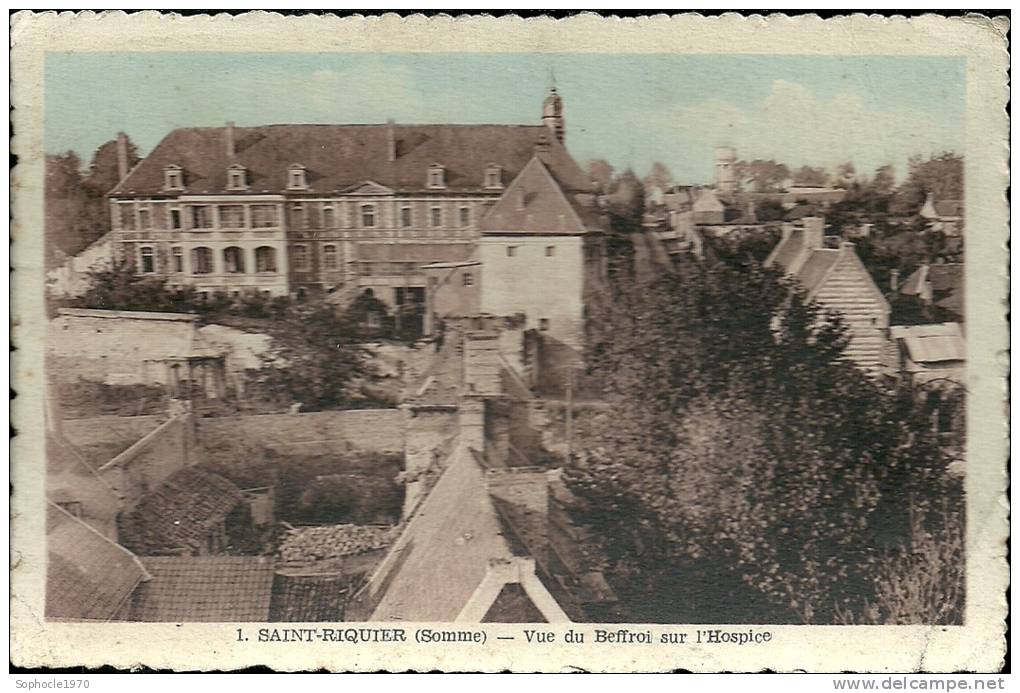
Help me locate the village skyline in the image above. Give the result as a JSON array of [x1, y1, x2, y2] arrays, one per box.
[[45, 53, 964, 185]]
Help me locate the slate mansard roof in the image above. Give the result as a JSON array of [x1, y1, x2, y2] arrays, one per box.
[[111, 123, 592, 197]]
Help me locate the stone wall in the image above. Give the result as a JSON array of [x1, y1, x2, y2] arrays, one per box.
[[97, 413, 197, 509], [197, 409, 405, 455]]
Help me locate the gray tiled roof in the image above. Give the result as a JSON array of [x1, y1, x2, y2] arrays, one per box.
[[111, 124, 592, 196]]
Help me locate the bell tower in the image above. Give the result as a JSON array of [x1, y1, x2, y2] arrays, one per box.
[[542, 87, 565, 144]]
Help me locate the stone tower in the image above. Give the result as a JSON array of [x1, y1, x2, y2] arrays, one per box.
[[714, 145, 737, 193], [542, 87, 565, 144]]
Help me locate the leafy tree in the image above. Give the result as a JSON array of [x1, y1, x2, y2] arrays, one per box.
[[568, 257, 961, 623], [734, 159, 790, 193], [74, 265, 200, 313], [586, 159, 615, 194], [871, 164, 896, 196], [792, 165, 829, 187], [755, 198, 787, 222], [890, 152, 963, 216], [606, 168, 645, 232], [834, 161, 857, 188], [45, 135, 142, 269], [247, 302, 380, 411], [642, 161, 674, 198]]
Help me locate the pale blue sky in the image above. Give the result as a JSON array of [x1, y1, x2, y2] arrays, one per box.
[[45, 53, 964, 184]]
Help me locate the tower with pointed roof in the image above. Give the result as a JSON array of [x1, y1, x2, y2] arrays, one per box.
[[542, 87, 565, 144]]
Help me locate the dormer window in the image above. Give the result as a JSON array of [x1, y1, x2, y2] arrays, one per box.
[[226, 164, 248, 191], [287, 164, 308, 190], [163, 164, 184, 191], [427, 163, 446, 189], [484, 164, 503, 189]]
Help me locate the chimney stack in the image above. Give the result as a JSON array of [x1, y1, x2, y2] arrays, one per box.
[[387, 119, 396, 162], [225, 121, 236, 159], [802, 216, 825, 249], [890, 269, 900, 293], [116, 132, 129, 182]]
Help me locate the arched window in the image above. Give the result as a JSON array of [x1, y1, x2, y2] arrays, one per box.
[[191, 247, 213, 274], [255, 246, 277, 273], [223, 246, 245, 274]]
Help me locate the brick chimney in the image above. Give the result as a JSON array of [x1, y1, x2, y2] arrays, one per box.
[[802, 216, 825, 249], [890, 268, 900, 293], [387, 119, 396, 162], [116, 132, 129, 182], [225, 121, 236, 159]]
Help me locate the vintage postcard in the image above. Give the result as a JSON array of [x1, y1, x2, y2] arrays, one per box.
[[10, 11, 1009, 673]]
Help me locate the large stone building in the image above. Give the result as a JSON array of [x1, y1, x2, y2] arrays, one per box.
[[107, 87, 600, 334]]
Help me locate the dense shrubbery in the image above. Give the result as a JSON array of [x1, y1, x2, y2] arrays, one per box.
[[567, 255, 964, 624], [200, 436, 404, 526]]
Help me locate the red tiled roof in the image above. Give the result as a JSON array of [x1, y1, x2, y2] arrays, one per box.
[[46, 502, 150, 621], [111, 124, 591, 196], [118, 467, 245, 555], [130, 556, 275, 622]]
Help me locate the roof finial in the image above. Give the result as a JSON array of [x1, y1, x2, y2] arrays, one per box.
[[549, 66, 557, 92]]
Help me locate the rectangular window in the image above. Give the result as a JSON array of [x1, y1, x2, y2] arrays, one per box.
[[292, 245, 309, 271], [430, 206, 442, 228], [139, 246, 155, 274], [151, 203, 167, 229], [361, 204, 376, 228], [119, 204, 136, 231], [545, 245, 556, 257], [322, 206, 335, 228], [138, 208, 151, 230], [218, 205, 245, 228], [291, 204, 306, 229], [192, 247, 214, 275], [400, 206, 413, 228], [459, 206, 471, 227], [251, 204, 279, 228], [462, 272, 474, 287], [190, 205, 213, 229], [323, 244, 338, 270], [172, 247, 183, 273], [506, 245, 517, 257], [169, 208, 182, 230]]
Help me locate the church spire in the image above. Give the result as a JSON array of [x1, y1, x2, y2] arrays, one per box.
[[542, 85, 565, 145]]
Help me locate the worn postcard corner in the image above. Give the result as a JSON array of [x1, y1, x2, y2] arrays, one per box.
[[10, 10, 1010, 673]]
